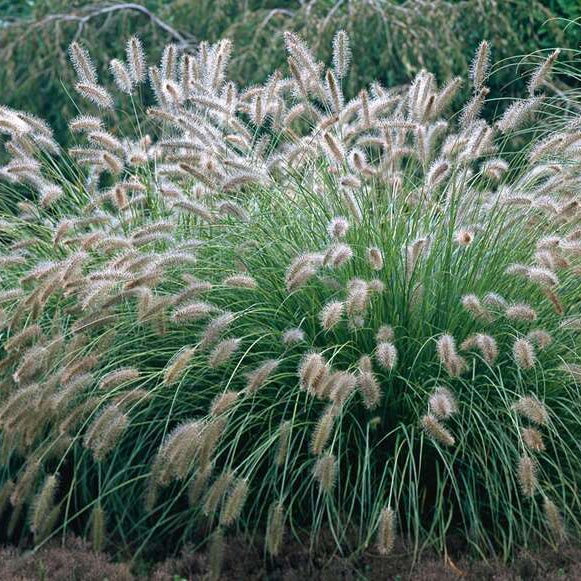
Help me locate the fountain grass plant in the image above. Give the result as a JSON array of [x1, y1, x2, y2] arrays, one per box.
[[0, 32, 580, 570]]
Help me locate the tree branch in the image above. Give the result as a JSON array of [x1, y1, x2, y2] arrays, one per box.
[[4, 2, 195, 48]]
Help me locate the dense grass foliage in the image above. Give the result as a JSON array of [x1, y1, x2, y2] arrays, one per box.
[[1, 0, 580, 146], [0, 32, 580, 572]]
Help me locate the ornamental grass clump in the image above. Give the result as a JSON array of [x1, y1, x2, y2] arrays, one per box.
[[0, 31, 580, 563]]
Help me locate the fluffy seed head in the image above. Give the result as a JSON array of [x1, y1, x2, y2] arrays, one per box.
[[513, 396, 548, 425], [282, 328, 305, 345], [266, 502, 285, 556], [220, 478, 249, 526], [436, 334, 466, 377], [69, 42, 97, 84], [455, 228, 474, 246], [163, 347, 196, 385], [310, 406, 336, 455], [513, 338, 536, 369], [313, 452, 337, 494], [483, 292, 507, 309], [200, 312, 236, 350], [421, 414, 455, 446], [320, 301, 344, 331], [208, 338, 241, 368], [357, 356, 381, 409], [90, 504, 106, 552], [376, 507, 396, 555], [376, 341, 397, 370], [110, 59, 134, 94], [471, 40, 490, 91], [75, 83, 114, 109], [327, 217, 349, 239], [210, 391, 239, 416], [527, 329, 553, 349], [209, 528, 224, 581], [376, 325, 394, 343], [328, 371, 357, 407], [223, 274, 257, 289], [529, 49, 560, 95], [83, 404, 129, 462], [366, 246, 384, 270], [521, 427, 545, 452], [126, 36, 146, 83], [299, 352, 328, 395], [517, 455, 537, 497], [285, 254, 320, 291], [245, 359, 280, 393], [5, 324, 42, 352], [544, 497, 566, 543], [428, 387, 457, 419], [346, 278, 369, 316], [325, 243, 353, 268], [461, 294, 491, 321], [31, 474, 58, 537], [203, 471, 233, 516], [462, 333, 499, 365], [172, 301, 217, 323], [99, 367, 140, 390], [506, 303, 538, 322], [527, 266, 558, 288], [332, 30, 351, 79]]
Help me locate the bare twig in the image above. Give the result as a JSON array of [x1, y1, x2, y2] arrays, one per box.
[[3, 2, 194, 48]]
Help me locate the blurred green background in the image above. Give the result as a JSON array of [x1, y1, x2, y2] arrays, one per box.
[[1, 0, 580, 144]]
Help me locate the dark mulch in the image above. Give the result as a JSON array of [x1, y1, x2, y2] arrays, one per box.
[[2, 536, 581, 580]]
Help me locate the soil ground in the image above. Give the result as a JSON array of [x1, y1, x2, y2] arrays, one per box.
[[1, 536, 581, 580]]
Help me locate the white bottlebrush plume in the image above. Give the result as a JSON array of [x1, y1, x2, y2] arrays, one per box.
[[245, 359, 280, 393], [521, 427, 545, 452], [282, 328, 305, 345], [496, 97, 544, 133], [320, 301, 344, 331], [332, 30, 351, 79], [376, 342, 397, 370], [172, 301, 218, 323], [208, 338, 241, 368], [527, 329, 552, 349], [110, 59, 134, 94], [313, 452, 337, 494], [543, 497, 566, 543], [517, 455, 537, 497], [428, 387, 457, 419], [324, 243, 353, 268], [376, 507, 396, 555], [69, 42, 97, 84], [461, 294, 492, 321], [421, 414, 455, 446], [505, 303, 537, 322], [376, 325, 394, 343], [327, 217, 349, 239], [223, 274, 257, 289], [513, 338, 536, 369], [528, 49, 560, 95], [512, 395, 548, 425], [74, 83, 114, 109], [357, 356, 381, 409], [470, 40, 490, 92], [436, 334, 466, 377], [366, 247, 384, 270], [126, 36, 146, 83]]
